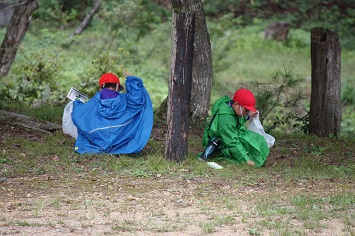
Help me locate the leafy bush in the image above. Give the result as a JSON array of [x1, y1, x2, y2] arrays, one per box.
[[2, 53, 62, 106], [34, 0, 93, 27], [0, 29, 67, 107], [75, 49, 130, 97]]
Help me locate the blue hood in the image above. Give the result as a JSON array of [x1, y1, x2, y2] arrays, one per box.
[[94, 92, 127, 119]]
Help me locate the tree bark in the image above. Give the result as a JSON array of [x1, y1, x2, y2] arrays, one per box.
[[0, 0, 38, 77], [155, 0, 212, 123], [164, 12, 195, 162], [186, 0, 213, 123], [309, 27, 341, 137]]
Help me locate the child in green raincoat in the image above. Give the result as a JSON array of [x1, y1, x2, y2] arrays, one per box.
[[201, 88, 269, 167]]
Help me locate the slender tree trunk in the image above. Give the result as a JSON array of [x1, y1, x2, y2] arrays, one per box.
[[165, 12, 195, 162], [309, 27, 341, 137], [0, 0, 38, 77], [69, 0, 101, 39]]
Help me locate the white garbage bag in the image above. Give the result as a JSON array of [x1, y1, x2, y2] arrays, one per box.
[[62, 101, 78, 139], [248, 112, 275, 148]]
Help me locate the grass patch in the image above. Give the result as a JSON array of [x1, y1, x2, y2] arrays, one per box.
[[1, 126, 353, 235]]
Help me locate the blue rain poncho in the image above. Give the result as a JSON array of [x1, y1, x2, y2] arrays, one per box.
[[72, 75, 153, 154]]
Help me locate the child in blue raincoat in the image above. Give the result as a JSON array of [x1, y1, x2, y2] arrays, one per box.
[[70, 72, 153, 154]]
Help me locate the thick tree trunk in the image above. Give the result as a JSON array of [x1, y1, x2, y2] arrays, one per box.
[[164, 12, 195, 162], [186, 0, 213, 123], [309, 27, 341, 137], [0, 2, 15, 26], [155, 0, 212, 123], [0, 0, 38, 77]]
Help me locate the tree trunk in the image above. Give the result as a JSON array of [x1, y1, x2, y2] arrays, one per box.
[[0, 0, 38, 77], [155, 0, 212, 123], [68, 0, 101, 40], [309, 27, 341, 137], [0, 110, 61, 134], [164, 12, 195, 162], [186, 0, 213, 123]]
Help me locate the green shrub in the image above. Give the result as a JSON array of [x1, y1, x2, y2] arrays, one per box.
[[0, 29, 64, 106], [249, 65, 307, 133], [34, 0, 92, 27], [74, 49, 130, 97]]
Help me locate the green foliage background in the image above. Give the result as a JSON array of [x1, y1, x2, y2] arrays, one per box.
[[0, 0, 354, 135]]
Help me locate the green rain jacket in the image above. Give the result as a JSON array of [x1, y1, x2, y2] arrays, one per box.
[[202, 95, 269, 167]]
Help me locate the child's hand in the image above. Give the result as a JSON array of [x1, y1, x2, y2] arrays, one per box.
[[249, 111, 257, 119], [247, 160, 255, 166]]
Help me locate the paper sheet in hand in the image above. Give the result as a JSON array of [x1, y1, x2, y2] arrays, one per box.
[[67, 87, 88, 103]]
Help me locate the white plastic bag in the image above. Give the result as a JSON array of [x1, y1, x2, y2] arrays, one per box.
[[248, 112, 275, 148], [206, 162, 223, 169], [62, 101, 78, 139]]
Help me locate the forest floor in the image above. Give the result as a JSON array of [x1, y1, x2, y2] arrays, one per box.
[[0, 121, 354, 236]]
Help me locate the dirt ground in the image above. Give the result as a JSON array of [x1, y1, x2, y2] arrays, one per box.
[[0, 122, 353, 236]]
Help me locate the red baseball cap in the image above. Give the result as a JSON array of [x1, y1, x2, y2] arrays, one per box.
[[99, 73, 124, 91], [232, 88, 257, 112]]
